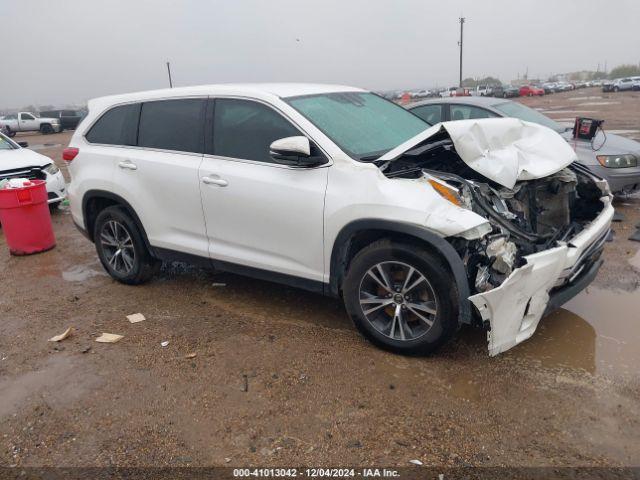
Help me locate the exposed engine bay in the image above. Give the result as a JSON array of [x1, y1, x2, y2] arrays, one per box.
[[377, 133, 607, 297]]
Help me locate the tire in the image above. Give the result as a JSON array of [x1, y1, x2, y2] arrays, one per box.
[[40, 124, 54, 134], [93, 206, 159, 285], [342, 240, 459, 355], [4, 126, 16, 138], [614, 87, 619, 92]]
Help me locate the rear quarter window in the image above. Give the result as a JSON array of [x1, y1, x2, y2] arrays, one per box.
[[86, 103, 140, 146]]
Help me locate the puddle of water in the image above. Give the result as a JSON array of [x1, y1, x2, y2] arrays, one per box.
[[62, 264, 106, 282], [0, 355, 100, 419], [512, 287, 640, 379], [28, 143, 62, 151]]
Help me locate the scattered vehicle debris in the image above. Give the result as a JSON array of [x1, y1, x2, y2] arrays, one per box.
[[95, 333, 124, 343], [241, 374, 248, 392], [126, 313, 145, 323], [160, 341, 170, 347], [48, 327, 72, 342], [409, 459, 423, 466], [185, 352, 197, 359]]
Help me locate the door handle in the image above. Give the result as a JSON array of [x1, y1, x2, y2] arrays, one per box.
[[202, 176, 228, 187], [118, 160, 137, 171]]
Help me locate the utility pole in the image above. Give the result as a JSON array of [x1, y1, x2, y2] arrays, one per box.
[[166, 62, 173, 88], [458, 17, 465, 87]]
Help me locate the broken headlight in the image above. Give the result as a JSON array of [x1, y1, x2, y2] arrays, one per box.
[[596, 154, 638, 168], [43, 163, 60, 175]]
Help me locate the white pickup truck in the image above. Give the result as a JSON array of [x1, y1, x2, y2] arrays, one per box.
[[0, 112, 62, 137]]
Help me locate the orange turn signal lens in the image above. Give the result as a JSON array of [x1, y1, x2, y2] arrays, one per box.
[[428, 179, 462, 206]]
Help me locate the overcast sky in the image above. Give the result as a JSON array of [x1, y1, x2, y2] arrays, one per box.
[[3, 0, 639, 108]]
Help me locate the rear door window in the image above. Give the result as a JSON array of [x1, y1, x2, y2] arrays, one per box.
[[211, 99, 301, 163], [86, 103, 140, 146], [410, 104, 443, 125], [450, 105, 498, 121], [138, 99, 205, 154]]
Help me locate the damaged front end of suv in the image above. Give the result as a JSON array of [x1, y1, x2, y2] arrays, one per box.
[[377, 118, 613, 355]]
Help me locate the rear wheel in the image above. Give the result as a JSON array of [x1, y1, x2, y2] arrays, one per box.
[[94, 206, 159, 285], [342, 240, 459, 355], [40, 124, 54, 134]]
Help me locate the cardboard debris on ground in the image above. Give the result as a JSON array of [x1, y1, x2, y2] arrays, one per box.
[[95, 333, 124, 343], [48, 327, 73, 342], [185, 352, 197, 359], [127, 313, 146, 324]]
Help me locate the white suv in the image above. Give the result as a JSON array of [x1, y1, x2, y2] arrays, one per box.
[[66, 84, 613, 356]]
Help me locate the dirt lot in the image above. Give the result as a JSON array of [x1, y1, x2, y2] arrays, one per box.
[[1, 88, 640, 469]]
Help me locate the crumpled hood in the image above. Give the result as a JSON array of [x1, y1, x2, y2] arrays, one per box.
[[0, 148, 51, 171], [379, 118, 578, 189]]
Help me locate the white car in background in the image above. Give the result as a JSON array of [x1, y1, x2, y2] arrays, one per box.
[[0, 132, 66, 209], [66, 83, 612, 356]]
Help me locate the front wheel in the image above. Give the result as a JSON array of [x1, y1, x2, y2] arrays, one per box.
[[94, 206, 159, 285], [3, 126, 16, 137], [342, 240, 459, 355]]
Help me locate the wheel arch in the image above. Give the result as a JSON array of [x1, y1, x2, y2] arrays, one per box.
[[82, 190, 154, 254], [329, 219, 471, 325]]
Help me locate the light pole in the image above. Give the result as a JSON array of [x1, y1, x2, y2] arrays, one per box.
[[458, 17, 465, 88]]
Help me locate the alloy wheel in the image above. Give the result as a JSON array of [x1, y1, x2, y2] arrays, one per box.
[[358, 261, 438, 341], [100, 220, 136, 275]]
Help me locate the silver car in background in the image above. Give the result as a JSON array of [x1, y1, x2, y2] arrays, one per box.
[[407, 96, 640, 194]]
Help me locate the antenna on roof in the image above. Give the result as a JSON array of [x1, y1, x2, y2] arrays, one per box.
[[166, 62, 173, 88]]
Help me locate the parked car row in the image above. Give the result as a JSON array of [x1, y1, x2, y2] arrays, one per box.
[[0, 109, 84, 137], [602, 77, 640, 92]]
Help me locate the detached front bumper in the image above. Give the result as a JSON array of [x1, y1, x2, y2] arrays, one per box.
[[45, 170, 66, 204], [469, 199, 614, 356]]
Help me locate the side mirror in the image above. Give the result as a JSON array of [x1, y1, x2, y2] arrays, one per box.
[[269, 136, 325, 167], [18, 141, 28, 148]]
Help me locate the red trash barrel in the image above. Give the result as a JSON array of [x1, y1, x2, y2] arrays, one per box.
[[0, 179, 56, 255]]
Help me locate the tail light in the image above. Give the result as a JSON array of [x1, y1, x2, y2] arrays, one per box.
[[63, 147, 79, 161]]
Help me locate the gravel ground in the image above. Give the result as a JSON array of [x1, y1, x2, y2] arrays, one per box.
[[1, 89, 640, 468]]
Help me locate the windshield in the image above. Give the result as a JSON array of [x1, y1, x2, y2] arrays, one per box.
[[0, 133, 17, 150], [286, 92, 429, 160], [492, 101, 564, 133]]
